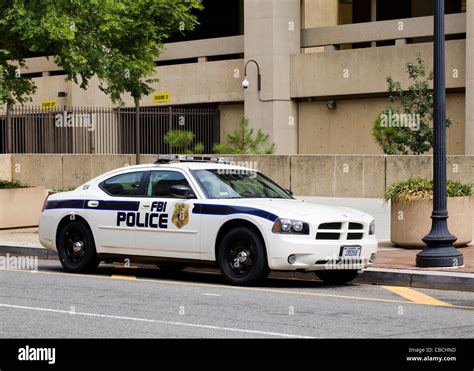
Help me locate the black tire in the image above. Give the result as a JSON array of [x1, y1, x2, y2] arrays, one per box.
[[57, 221, 99, 273], [316, 270, 358, 284], [217, 227, 269, 286]]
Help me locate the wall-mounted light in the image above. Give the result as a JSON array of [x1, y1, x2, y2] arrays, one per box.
[[57, 91, 68, 97], [243, 59, 261, 91], [242, 59, 291, 103], [326, 99, 337, 110]]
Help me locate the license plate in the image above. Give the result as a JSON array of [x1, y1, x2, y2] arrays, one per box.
[[341, 245, 362, 258]]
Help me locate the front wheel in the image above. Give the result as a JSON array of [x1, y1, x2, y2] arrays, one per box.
[[316, 270, 358, 284], [57, 221, 99, 273], [217, 227, 269, 286]]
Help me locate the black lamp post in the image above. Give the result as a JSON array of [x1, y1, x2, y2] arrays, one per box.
[[416, 0, 464, 268]]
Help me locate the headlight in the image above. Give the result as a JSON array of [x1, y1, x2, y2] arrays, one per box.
[[369, 220, 375, 235], [272, 218, 310, 235]]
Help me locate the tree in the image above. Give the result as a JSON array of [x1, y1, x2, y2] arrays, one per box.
[[213, 117, 276, 154], [1, 0, 202, 160], [163, 130, 204, 154], [373, 54, 452, 155]]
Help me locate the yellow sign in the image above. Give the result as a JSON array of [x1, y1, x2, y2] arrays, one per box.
[[41, 100, 56, 109], [153, 92, 171, 103]]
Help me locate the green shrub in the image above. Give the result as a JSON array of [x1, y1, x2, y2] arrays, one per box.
[[213, 116, 275, 154], [373, 55, 452, 155], [163, 130, 204, 154], [384, 178, 473, 203], [52, 186, 76, 193], [0, 180, 29, 189]]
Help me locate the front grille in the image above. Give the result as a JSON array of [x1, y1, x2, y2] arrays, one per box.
[[315, 221, 367, 241], [316, 232, 340, 240], [347, 233, 363, 240], [318, 222, 342, 230]]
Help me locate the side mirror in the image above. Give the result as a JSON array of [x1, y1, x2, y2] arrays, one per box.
[[285, 188, 294, 196], [170, 184, 196, 199]]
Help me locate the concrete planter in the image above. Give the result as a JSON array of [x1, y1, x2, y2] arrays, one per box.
[[390, 197, 473, 248], [0, 186, 47, 229]]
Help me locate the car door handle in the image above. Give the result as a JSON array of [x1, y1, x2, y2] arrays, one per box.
[[141, 203, 151, 208], [87, 200, 99, 208]]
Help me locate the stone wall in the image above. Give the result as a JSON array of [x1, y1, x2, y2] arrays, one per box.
[[1, 154, 473, 197]]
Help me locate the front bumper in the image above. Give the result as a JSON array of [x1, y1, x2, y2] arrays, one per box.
[[266, 234, 378, 272]]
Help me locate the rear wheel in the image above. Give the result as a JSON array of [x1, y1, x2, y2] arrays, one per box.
[[316, 270, 358, 284], [57, 221, 99, 273], [217, 227, 269, 286]]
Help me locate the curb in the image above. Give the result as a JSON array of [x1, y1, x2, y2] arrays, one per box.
[[270, 269, 474, 292], [0, 244, 472, 292], [0, 244, 58, 260]]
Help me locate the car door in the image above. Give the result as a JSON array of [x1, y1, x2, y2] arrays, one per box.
[[87, 170, 146, 255], [134, 169, 201, 260]]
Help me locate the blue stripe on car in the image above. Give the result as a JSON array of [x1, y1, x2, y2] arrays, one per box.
[[192, 204, 278, 222], [45, 199, 139, 211]]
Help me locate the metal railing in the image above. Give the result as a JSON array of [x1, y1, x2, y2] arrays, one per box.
[[0, 105, 220, 154]]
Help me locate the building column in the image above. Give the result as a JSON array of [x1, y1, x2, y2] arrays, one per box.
[[302, 0, 339, 53], [243, 0, 300, 154], [466, 0, 474, 154], [371, 0, 377, 47]]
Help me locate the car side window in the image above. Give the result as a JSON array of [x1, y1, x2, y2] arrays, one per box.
[[147, 171, 194, 198], [101, 171, 145, 196]]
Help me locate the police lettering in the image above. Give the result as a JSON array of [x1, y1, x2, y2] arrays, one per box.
[[151, 201, 167, 212], [117, 212, 168, 229]]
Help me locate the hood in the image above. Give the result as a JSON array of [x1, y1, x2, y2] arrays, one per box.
[[207, 198, 372, 223]]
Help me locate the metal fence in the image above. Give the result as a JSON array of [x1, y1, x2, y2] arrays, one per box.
[[0, 105, 220, 154]]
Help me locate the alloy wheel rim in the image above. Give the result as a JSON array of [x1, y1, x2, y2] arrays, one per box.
[[64, 229, 86, 264], [226, 240, 255, 276]]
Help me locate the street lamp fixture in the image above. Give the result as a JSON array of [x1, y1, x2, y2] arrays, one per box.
[[416, 0, 464, 268], [243, 59, 261, 91]]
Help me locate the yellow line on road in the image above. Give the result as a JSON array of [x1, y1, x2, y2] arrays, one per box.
[[382, 286, 454, 307], [111, 274, 137, 280], [1, 268, 472, 309]]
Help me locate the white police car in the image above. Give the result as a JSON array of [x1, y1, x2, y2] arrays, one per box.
[[39, 155, 377, 286]]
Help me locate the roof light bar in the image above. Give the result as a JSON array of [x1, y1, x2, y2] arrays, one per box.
[[155, 155, 232, 164]]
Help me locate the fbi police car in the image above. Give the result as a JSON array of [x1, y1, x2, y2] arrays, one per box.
[[39, 155, 377, 286]]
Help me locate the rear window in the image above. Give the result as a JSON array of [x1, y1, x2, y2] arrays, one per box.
[[100, 171, 145, 196]]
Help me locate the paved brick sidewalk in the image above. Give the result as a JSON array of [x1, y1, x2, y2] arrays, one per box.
[[376, 241, 473, 273]]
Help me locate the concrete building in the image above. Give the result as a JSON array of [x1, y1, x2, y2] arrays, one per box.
[[11, 0, 474, 155]]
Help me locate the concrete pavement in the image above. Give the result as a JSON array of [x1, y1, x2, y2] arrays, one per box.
[[0, 260, 473, 338]]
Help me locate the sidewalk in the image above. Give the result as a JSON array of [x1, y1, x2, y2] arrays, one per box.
[[0, 225, 472, 291]]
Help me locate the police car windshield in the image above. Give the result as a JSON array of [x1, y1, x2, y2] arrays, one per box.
[[191, 169, 293, 199]]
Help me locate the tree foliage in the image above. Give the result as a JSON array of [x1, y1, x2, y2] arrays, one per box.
[[373, 54, 452, 155], [0, 0, 202, 106], [213, 117, 276, 154]]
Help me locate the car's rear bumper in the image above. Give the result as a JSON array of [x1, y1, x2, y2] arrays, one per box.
[[38, 214, 57, 253]]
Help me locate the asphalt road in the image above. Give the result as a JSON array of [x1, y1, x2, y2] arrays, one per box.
[[0, 260, 473, 338]]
